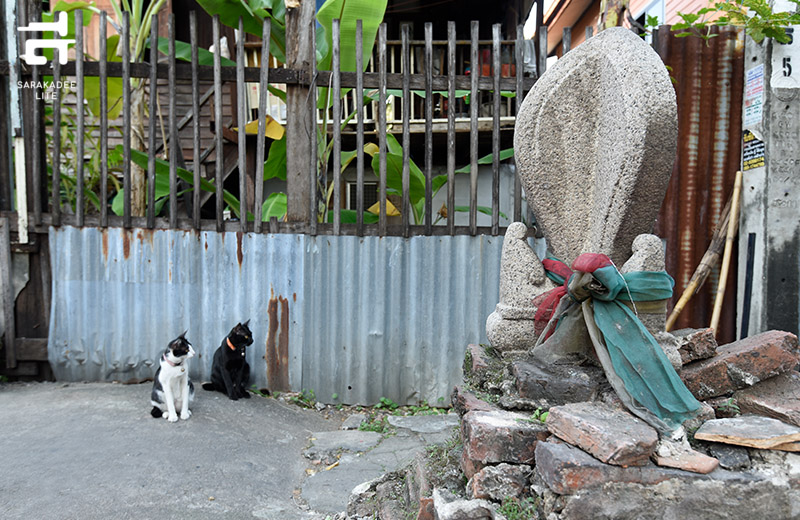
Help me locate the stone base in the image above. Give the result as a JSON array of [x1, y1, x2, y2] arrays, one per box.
[[485, 311, 538, 353], [512, 358, 606, 406]]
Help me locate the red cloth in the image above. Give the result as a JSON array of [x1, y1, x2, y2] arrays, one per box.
[[533, 253, 614, 340], [571, 253, 612, 273]]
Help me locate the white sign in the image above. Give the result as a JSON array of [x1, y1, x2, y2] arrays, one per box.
[[771, 27, 800, 96], [744, 64, 764, 128], [17, 11, 75, 66]]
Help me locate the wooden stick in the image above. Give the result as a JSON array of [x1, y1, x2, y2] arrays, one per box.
[[710, 170, 743, 336], [665, 197, 734, 331]]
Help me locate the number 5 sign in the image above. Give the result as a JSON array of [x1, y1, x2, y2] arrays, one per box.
[[772, 0, 800, 91]]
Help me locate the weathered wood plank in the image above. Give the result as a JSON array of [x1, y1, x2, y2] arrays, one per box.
[[53, 62, 535, 91], [0, 218, 15, 369], [284, 0, 315, 224]]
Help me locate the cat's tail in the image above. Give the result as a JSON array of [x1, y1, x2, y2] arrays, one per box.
[[150, 406, 163, 419], [202, 382, 216, 391]]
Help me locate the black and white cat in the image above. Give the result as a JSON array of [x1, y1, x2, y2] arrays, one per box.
[[150, 333, 196, 422], [202, 321, 253, 400]]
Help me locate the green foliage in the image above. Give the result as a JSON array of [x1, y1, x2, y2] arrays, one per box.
[[518, 407, 549, 424], [316, 0, 388, 108], [248, 385, 270, 397], [0, 375, 8, 383], [289, 388, 316, 408], [114, 146, 285, 222], [497, 497, 538, 520], [358, 414, 391, 433], [454, 148, 515, 174], [195, 0, 289, 62], [375, 396, 399, 411], [672, 0, 800, 44], [154, 37, 236, 67], [718, 397, 741, 416], [111, 147, 241, 217], [404, 401, 447, 416], [45, 101, 123, 214]]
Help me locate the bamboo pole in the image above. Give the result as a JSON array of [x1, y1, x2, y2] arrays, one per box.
[[666, 196, 736, 331], [710, 170, 743, 336]]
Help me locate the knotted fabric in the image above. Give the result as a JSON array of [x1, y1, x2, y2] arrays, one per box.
[[534, 253, 701, 433]]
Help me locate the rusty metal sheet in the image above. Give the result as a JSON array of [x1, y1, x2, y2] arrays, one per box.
[[655, 26, 745, 344], [48, 226, 304, 389], [48, 226, 506, 405]]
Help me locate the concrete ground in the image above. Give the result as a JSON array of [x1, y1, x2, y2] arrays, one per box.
[[0, 382, 458, 519]]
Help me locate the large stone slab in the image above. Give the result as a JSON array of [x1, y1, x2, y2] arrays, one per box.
[[680, 331, 800, 399], [546, 401, 658, 467], [736, 371, 800, 427], [552, 478, 800, 520], [514, 27, 677, 266], [512, 358, 605, 406], [534, 441, 753, 495], [304, 430, 383, 464], [460, 410, 549, 478], [694, 415, 800, 449]]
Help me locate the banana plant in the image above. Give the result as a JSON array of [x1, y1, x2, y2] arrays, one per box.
[[363, 134, 511, 225]]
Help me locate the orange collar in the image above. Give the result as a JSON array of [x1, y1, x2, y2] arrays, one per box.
[[226, 337, 236, 351]]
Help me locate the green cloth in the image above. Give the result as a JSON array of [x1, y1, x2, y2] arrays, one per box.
[[586, 266, 701, 432]]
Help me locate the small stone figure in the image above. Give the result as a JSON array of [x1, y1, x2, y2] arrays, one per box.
[[486, 222, 556, 354], [620, 234, 682, 370]]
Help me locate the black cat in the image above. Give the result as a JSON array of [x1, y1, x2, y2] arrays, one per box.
[[202, 321, 253, 400]]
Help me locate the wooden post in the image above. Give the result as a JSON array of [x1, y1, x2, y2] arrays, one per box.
[[284, 0, 315, 224], [0, 218, 16, 369]]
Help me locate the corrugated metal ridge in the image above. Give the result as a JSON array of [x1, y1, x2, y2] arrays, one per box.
[[48, 226, 505, 405]]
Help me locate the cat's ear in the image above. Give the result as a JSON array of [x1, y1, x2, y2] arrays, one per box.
[[242, 319, 250, 327], [179, 330, 188, 339]]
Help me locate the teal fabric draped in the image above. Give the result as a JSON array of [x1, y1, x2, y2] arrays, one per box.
[[588, 266, 701, 431]]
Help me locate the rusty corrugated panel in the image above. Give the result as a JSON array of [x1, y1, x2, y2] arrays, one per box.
[[655, 26, 744, 344], [48, 226, 305, 389], [48, 226, 505, 405]]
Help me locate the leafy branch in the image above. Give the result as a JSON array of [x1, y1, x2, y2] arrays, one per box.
[[655, 0, 800, 44]]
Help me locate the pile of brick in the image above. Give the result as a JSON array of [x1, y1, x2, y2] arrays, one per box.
[[449, 331, 800, 518]]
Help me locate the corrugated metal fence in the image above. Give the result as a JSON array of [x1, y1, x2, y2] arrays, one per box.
[[48, 226, 504, 405]]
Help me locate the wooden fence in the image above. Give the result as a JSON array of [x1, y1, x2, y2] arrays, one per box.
[[9, 11, 564, 239]]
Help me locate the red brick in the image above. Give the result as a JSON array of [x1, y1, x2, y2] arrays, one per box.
[[466, 343, 491, 374], [405, 453, 431, 506], [680, 331, 799, 399], [467, 463, 530, 501], [416, 497, 434, 520], [546, 402, 658, 467], [460, 447, 485, 480], [451, 385, 498, 418], [673, 328, 718, 364], [736, 371, 800, 427], [460, 410, 549, 479], [653, 448, 719, 474], [534, 441, 737, 495]]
